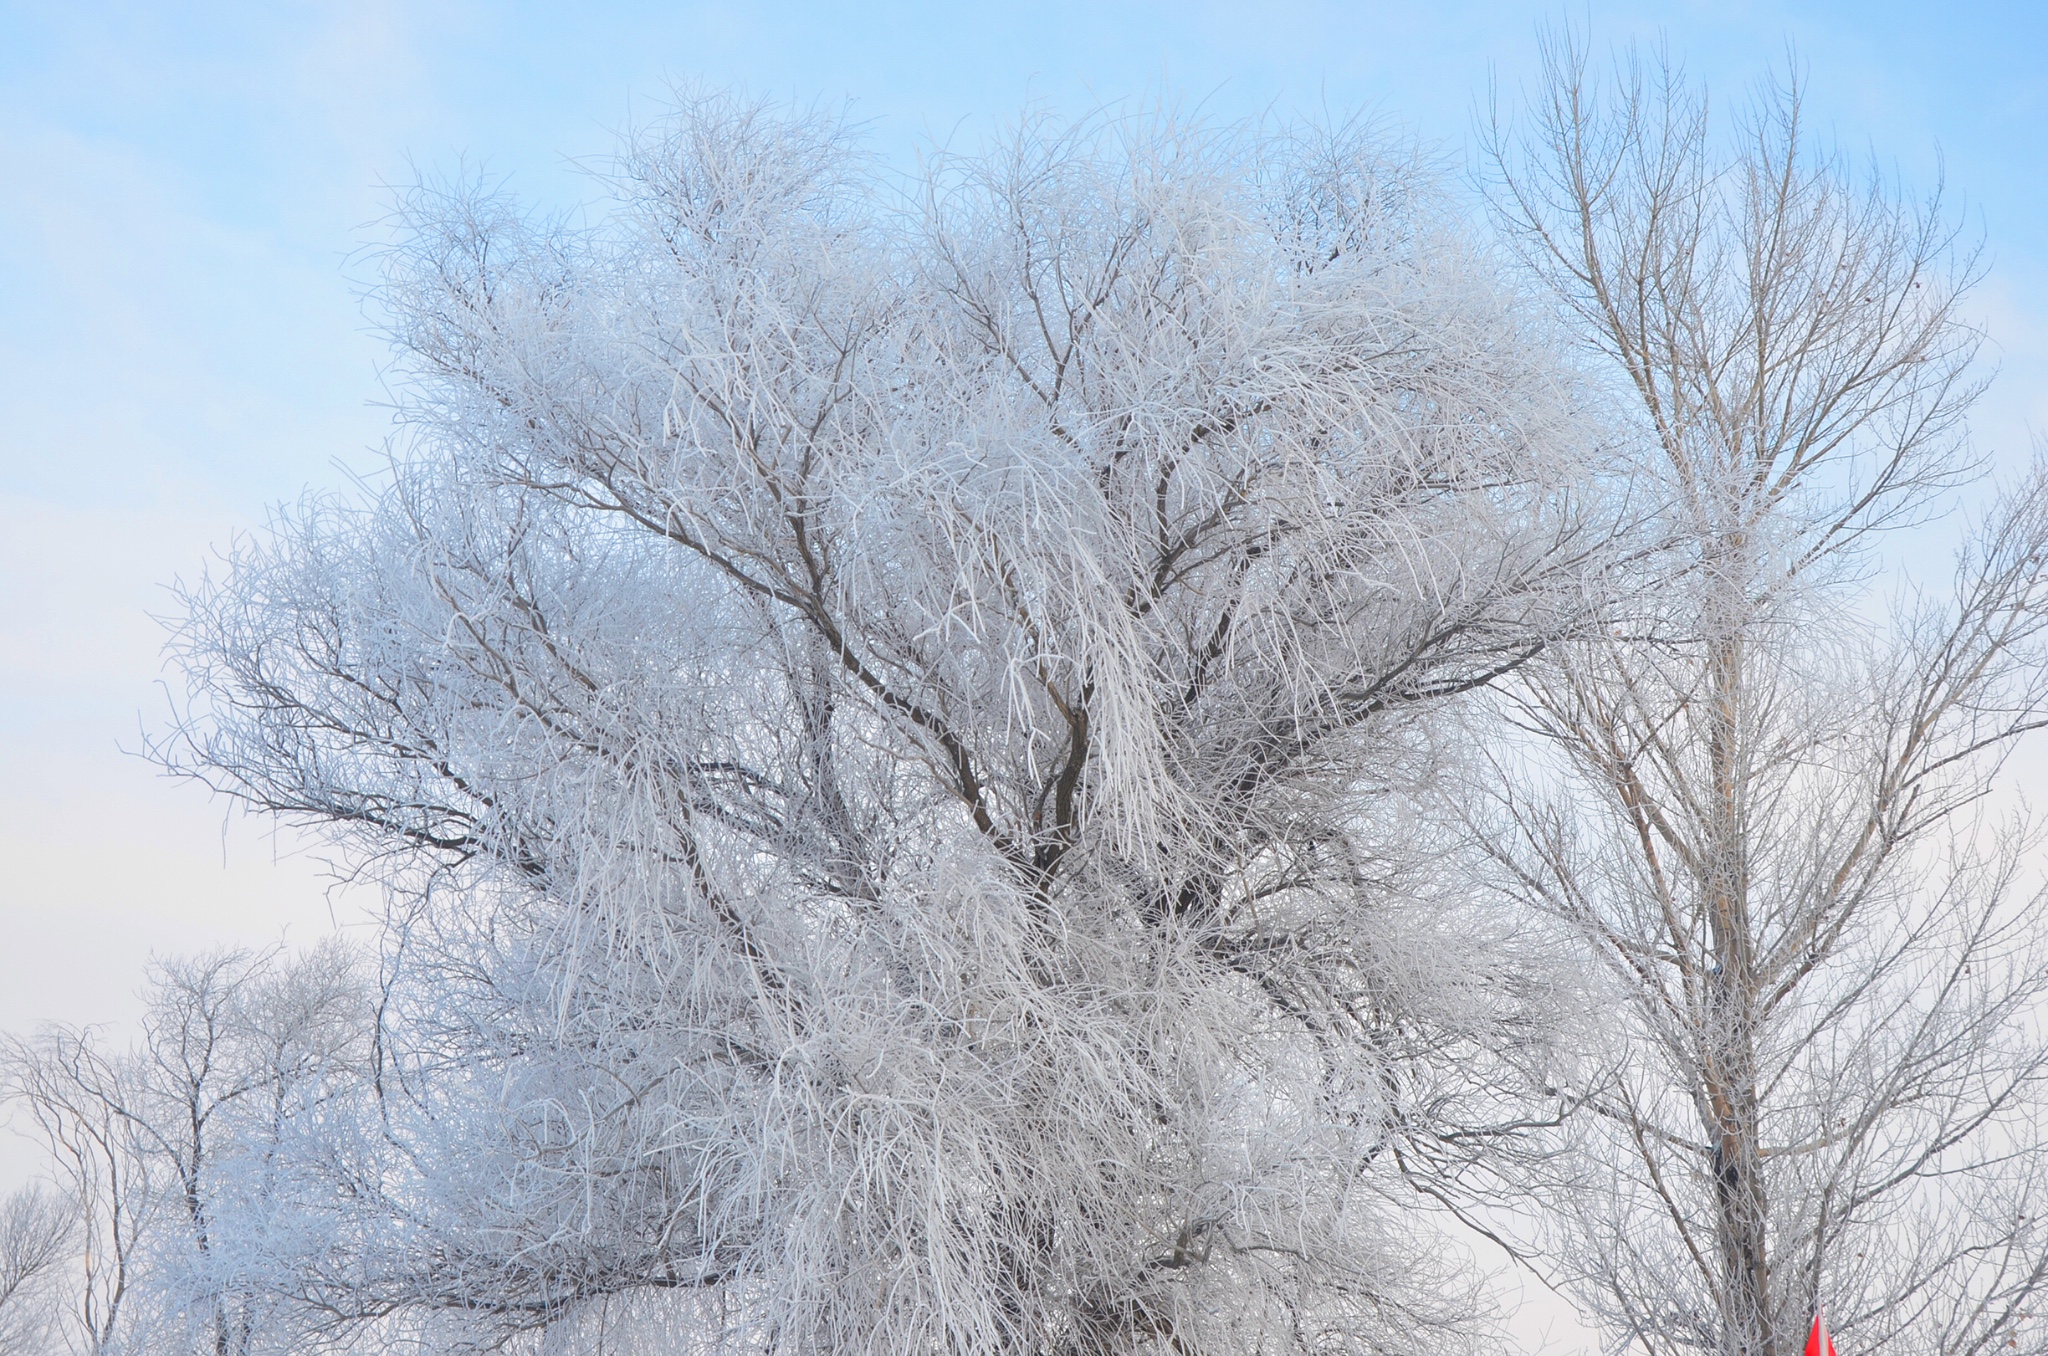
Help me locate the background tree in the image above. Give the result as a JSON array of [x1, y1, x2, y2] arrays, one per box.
[[1479, 34, 2048, 1356], [2, 1025, 152, 1356], [0, 945, 369, 1356], [124, 944, 369, 1356], [0, 1184, 73, 1355], [154, 98, 1620, 1355]]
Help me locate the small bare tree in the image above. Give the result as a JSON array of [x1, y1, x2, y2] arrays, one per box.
[[1480, 33, 2048, 1356], [2, 1029, 152, 1355], [0, 1184, 74, 1355], [125, 944, 369, 1356], [1, 945, 369, 1356]]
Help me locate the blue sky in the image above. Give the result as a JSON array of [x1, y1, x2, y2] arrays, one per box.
[[1, 0, 2043, 1057]]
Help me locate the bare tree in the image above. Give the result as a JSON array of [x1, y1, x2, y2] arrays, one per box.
[[1, 946, 370, 1356], [2, 1029, 152, 1355], [124, 945, 369, 1356], [153, 98, 1622, 1354], [1479, 33, 2048, 1356], [0, 1183, 74, 1355]]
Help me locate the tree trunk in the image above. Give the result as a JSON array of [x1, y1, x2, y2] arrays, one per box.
[[1703, 625, 1773, 1356]]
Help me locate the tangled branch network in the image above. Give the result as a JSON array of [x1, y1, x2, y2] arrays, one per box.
[[158, 96, 1619, 1355]]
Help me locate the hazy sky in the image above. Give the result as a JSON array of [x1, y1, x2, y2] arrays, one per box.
[[1, 0, 2043, 1078]]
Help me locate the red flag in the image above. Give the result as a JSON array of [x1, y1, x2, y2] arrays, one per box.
[[1805, 1314, 1838, 1356]]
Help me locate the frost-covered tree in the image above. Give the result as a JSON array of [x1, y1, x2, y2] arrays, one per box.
[[155, 100, 1621, 1354], [0, 945, 370, 1356], [0, 1184, 72, 1355], [124, 945, 369, 1356], [2, 1026, 152, 1355], [1477, 35, 2048, 1356]]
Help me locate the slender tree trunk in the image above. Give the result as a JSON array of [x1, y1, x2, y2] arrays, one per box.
[[1702, 617, 1774, 1356]]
